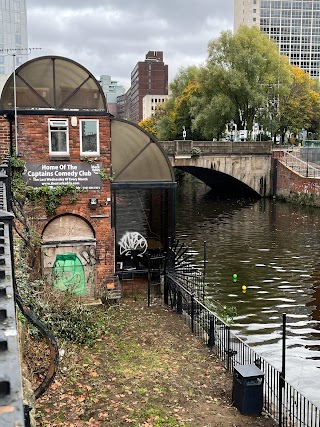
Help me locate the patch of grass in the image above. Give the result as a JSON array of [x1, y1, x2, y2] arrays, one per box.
[[27, 300, 276, 427], [135, 407, 191, 427]]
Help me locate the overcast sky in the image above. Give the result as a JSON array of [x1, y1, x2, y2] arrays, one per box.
[[26, 0, 233, 90]]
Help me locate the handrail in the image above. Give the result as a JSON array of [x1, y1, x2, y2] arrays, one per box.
[[279, 150, 320, 179]]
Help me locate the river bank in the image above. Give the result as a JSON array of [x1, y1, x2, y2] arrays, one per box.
[[27, 299, 277, 427]]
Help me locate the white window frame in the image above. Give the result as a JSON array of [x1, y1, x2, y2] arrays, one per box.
[[48, 118, 69, 156], [80, 119, 100, 156]]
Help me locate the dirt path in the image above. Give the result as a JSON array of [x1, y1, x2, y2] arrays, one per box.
[[32, 299, 277, 426]]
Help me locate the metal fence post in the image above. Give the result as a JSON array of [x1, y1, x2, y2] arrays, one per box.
[[279, 313, 286, 427], [208, 316, 215, 348], [177, 290, 182, 314], [24, 404, 32, 427], [226, 325, 231, 371], [191, 295, 194, 333], [172, 289, 176, 309], [164, 276, 168, 305], [147, 254, 151, 307]]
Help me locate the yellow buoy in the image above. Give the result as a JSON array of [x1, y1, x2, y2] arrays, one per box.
[[242, 285, 247, 292]]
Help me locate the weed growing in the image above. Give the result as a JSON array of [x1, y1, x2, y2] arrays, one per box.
[[17, 271, 103, 345]]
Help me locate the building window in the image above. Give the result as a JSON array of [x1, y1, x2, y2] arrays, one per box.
[[49, 119, 69, 155], [80, 119, 99, 155], [15, 34, 21, 45]]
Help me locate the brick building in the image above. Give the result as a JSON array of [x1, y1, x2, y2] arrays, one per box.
[[117, 51, 168, 123], [0, 56, 176, 298]]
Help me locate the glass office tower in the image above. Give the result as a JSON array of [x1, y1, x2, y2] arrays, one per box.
[[0, 0, 28, 75], [234, 0, 320, 78]]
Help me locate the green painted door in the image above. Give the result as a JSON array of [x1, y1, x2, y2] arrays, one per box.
[[52, 253, 86, 295]]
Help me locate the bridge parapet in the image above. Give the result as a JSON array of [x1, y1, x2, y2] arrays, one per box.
[[159, 140, 272, 196], [159, 140, 272, 157]]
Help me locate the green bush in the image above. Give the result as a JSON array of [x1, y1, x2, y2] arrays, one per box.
[[16, 272, 101, 346]]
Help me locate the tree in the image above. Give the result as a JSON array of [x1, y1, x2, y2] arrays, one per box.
[[278, 66, 320, 139], [192, 26, 292, 139], [156, 66, 205, 140], [138, 116, 158, 137]]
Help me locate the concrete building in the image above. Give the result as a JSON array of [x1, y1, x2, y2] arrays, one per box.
[[0, 0, 28, 93], [117, 51, 168, 123], [234, 0, 320, 78], [142, 94, 169, 120], [99, 75, 126, 116]]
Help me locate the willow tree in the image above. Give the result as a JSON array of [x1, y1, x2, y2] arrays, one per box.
[[192, 25, 292, 139]]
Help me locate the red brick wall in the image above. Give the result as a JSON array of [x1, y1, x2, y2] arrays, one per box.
[[2, 113, 114, 289], [0, 116, 11, 157], [273, 152, 320, 205]]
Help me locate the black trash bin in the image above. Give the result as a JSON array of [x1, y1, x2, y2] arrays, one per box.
[[232, 364, 264, 416]]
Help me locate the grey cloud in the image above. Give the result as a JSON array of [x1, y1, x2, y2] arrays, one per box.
[[26, 0, 233, 87]]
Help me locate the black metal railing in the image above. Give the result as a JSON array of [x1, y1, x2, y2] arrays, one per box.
[[164, 271, 320, 427], [0, 157, 25, 426]]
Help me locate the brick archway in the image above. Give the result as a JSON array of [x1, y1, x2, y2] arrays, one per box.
[[42, 214, 97, 297]]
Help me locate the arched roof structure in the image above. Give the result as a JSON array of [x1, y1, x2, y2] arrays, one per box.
[[0, 56, 107, 111], [111, 118, 175, 185]]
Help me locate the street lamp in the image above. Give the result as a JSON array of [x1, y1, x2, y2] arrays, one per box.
[[12, 54, 18, 153]]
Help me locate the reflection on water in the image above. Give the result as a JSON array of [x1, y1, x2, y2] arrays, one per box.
[[176, 177, 320, 405]]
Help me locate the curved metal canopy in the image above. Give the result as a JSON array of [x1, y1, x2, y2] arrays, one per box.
[[111, 118, 175, 183], [0, 56, 107, 111]]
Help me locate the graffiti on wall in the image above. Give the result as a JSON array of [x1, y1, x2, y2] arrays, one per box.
[[79, 246, 97, 266], [118, 231, 148, 256], [43, 244, 100, 297], [52, 253, 86, 295]]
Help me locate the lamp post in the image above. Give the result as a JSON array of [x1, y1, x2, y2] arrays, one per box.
[[12, 54, 18, 153], [306, 142, 309, 178]]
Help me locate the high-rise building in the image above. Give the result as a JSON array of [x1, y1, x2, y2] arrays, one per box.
[[0, 0, 28, 74], [234, 0, 320, 78], [99, 75, 126, 116], [117, 51, 168, 123]]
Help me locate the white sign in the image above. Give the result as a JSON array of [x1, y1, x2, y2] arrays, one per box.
[[239, 129, 248, 139]]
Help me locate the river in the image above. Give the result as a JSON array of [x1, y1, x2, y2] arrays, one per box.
[[175, 177, 320, 406]]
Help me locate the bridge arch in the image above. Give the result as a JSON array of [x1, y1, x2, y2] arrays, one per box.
[[160, 140, 272, 197], [175, 165, 262, 197]]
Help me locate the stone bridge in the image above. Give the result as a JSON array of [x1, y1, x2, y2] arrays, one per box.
[[159, 140, 273, 197]]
